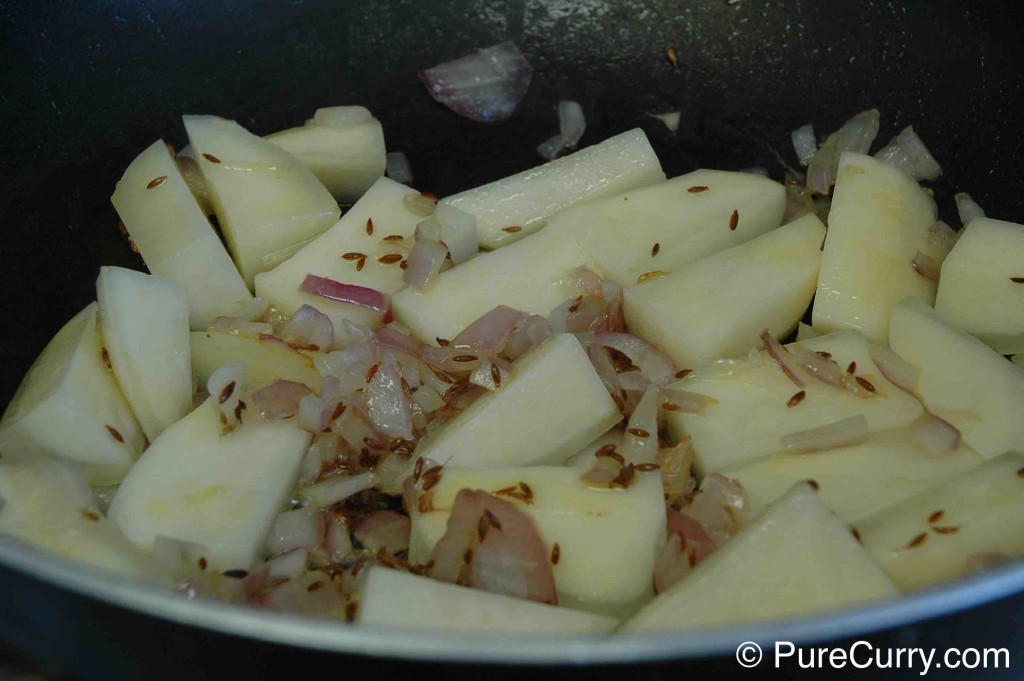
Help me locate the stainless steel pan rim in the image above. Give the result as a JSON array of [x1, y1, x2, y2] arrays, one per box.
[[2, 540, 1023, 665]]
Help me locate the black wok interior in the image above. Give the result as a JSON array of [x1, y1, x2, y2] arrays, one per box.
[[1, 0, 1023, 676]]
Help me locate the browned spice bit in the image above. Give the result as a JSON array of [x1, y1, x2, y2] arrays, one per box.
[[331, 402, 346, 420], [666, 46, 679, 68], [816, 351, 832, 359], [675, 368, 693, 379], [421, 466, 444, 491], [661, 401, 682, 411], [494, 482, 534, 504], [307, 580, 324, 592], [520, 482, 534, 499], [635, 463, 660, 472], [687, 185, 709, 194], [366, 218, 374, 235], [551, 542, 561, 565], [611, 463, 636, 489], [651, 242, 661, 257], [355, 257, 366, 272], [805, 479, 820, 491], [636, 270, 670, 284], [223, 569, 248, 579], [436, 337, 450, 347], [502, 226, 522, 233], [146, 175, 167, 189], [932, 526, 960, 535], [855, 376, 877, 393], [399, 259, 409, 270], [378, 253, 403, 265], [928, 510, 945, 524], [417, 491, 435, 513], [463, 549, 474, 564], [787, 390, 807, 408], [1010, 277, 1024, 283], [363, 437, 385, 451], [198, 557, 208, 571], [344, 602, 358, 622], [490, 363, 502, 387], [1018, 467, 1024, 478], [729, 209, 739, 231], [846, 361, 857, 374], [366, 361, 381, 383], [851, 527, 862, 543], [219, 381, 236, 404], [271, 577, 292, 587], [431, 366, 454, 384], [101, 348, 112, 370], [452, 354, 478, 362], [201, 153, 221, 164], [234, 400, 245, 422], [384, 234, 405, 242], [477, 510, 495, 541], [627, 427, 651, 438], [595, 445, 625, 464], [906, 532, 928, 549], [568, 302, 580, 313], [105, 425, 124, 443], [412, 457, 426, 482], [401, 377, 412, 398], [81, 509, 100, 522], [342, 252, 366, 261]]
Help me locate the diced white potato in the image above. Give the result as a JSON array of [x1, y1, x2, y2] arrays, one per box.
[[625, 214, 824, 367], [853, 453, 1024, 591], [562, 429, 622, 468], [111, 140, 254, 330], [721, 429, 983, 523], [393, 231, 595, 344], [934, 218, 1024, 354], [254, 177, 422, 335], [442, 129, 665, 249], [622, 483, 898, 632], [813, 152, 938, 341], [0, 459, 158, 578], [0, 304, 143, 484], [665, 330, 924, 474], [888, 298, 1024, 459], [358, 567, 619, 634], [415, 334, 620, 468], [97, 267, 191, 441], [547, 171, 786, 287], [183, 115, 341, 287], [408, 465, 665, 615], [190, 331, 323, 393], [265, 108, 386, 203], [108, 399, 311, 570]]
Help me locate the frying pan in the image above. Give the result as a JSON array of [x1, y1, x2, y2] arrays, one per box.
[[1, 0, 1022, 677]]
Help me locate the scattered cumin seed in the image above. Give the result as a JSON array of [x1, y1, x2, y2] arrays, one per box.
[[729, 209, 739, 231], [201, 153, 221, 164], [611, 463, 636, 489], [101, 348, 112, 370], [627, 427, 651, 438], [661, 401, 681, 411], [219, 381, 235, 404], [366, 361, 381, 383], [332, 402, 346, 420], [932, 526, 960, 535], [551, 542, 561, 565], [421, 466, 443, 491], [146, 176, 167, 189], [855, 376, 876, 393], [431, 367, 454, 384], [687, 186, 709, 193], [378, 253, 403, 265], [816, 351, 832, 359], [384, 234, 405, 242], [366, 218, 374, 235], [198, 557, 208, 571], [787, 390, 806, 408], [596, 445, 625, 464], [502, 226, 522, 233], [363, 437, 385, 451], [636, 270, 670, 284], [356, 257, 366, 272], [928, 510, 945, 524], [307, 580, 324, 592], [490, 363, 502, 387], [105, 425, 124, 443], [906, 532, 928, 549], [1011, 277, 1024, 283], [666, 46, 679, 67], [851, 528, 862, 543], [675, 369, 693, 379], [806, 479, 820, 491], [223, 569, 248, 579], [846, 361, 857, 374], [400, 259, 409, 270], [81, 510, 99, 522], [342, 252, 366, 260], [452, 354, 478, 362], [651, 242, 661, 257], [436, 337, 450, 347]]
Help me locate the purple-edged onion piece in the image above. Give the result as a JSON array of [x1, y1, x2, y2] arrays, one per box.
[[281, 304, 334, 351], [908, 413, 961, 455], [594, 331, 678, 385], [760, 329, 805, 388], [249, 380, 314, 421], [780, 414, 868, 453], [420, 41, 532, 123], [869, 343, 919, 395], [299, 274, 390, 319]]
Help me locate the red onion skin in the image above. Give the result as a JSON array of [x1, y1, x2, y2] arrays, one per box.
[[419, 41, 532, 123], [299, 274, 390, 317], [451, 305, 525, 355], [761, 330, 805, 388], [249, 380, 314, 421]]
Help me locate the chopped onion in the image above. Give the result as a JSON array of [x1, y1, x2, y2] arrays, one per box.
[[617, 370, 651, 393], [267, 507, 322, 555], [420, 41, 532, 123], [451, 305, 525, 355], [413, 384, 446, 413], [761, 330, 805, 388], [622, 384, 659, 465], [657, 440, 695, 507], [316, 342, 380, 393], [955, 192, 985, 228], [312, 106, 373, 128], [587, 343, 624, 409], [402, 192, 437, 217], [354, 510, 411, 555], [806, 109, 880, 194], [281, 304, 334, 351], [470, 357, 510, 391], [594, 331, 678, 385], [790, 345, 845, 388], [265, 548, 308, 580], [334, 406, 381, 452], [414, 216, 442, 243], [908, 413, 961, 455], [912, 250, 942, 282], [249, 380, 313, 421], [504, 315, 552, 360], [558, 100, 586, 147], [385, 152, 414, 184], [659, 387, 718, 414], [780, 414, 868, 453], [298, 394, 333, 433], [791, 123, 817, 166], [375, 325, 423, 358], [536, 134, 566, 161], [434, 202, 478, 264], [666, 508, 716, 564], [299, 274, 390, 318], [874, 125, 943, 181], [298, 471, 376, 508], [335, 319, 376, 349], [365, 352, 414, 440], [568, 267, 604, 297], [403, 239, 448, 289], [687, 474, 749, 544], [324, 516, 354, 562], [207, 361, 245, 429], [650, 111, 680, 132], [869, 343, 919, 394], [207, 317, 273, 338]]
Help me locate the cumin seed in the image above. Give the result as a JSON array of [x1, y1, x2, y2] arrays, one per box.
[[687, 186, 709, 193], [201, 153, 221, 164], [366, 218, 374, 235], [502, 226, 522, 233], [729, 209, 739, 231], [219, 381, 235, 404], [146, 176, 167, 189], [787, 390, 806, 408], [551, 542, 561, 565], [651, 242, 661, 257], [105, 425, 124, 443]]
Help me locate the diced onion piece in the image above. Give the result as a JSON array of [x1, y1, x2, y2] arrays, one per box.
[[659, 387, 718, 414], [924, 220, 960, 263], [908, 413, 961, 455], [265, 548, 308, 580], [650, 111, 680, 132], [503, 315, 552, 360], [335, 319, 376, 349], [365, 352, 414, 440], [761, 330, 805, 388], [594, 331, 678, 385], [558, 100, 586, 147], [657, 440, 694, 507], [403, 239, 448, 289], [912, 250, 942, 283], [806, 108, 880, 194], [617, 370, 651, 393], [686, 474, 749, 544], [298, 472, 377, 508], [420, 41, 533, 123], [354, 510, 411, 554], [385, 152, 414, 184], [267, 507, 322, 555], [780, 414, 868, 453], [622, 384, 659, 465], [312, 106, 373, 128], [874, 125, 943, 181], [299, 274, 390, 318], [587, 343, 624, 409], [316, 343, 380, 395], [413, 384, 446, 413], [207, 317, 273, 338], [324, 516, 354, 563], [298, 394, 333, 433], [470, 357, 510, 391], [790, 345, 845, 388], [955, 192, 985, 228], [402, 192, 438, 217], [869, 342, 919, 395], [791, 123, 817, 166], [666, 508, 716, 564], [248, 380, 313, 422], [536, 134, 566, 161], [375, 325, 423, 358], [451, 305, 525, 355], [281, 304, 334, 351], [207, 361, 245, 429]]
